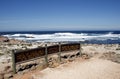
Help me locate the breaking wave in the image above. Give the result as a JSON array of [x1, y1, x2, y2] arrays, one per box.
[[3, 32, 120, 43]]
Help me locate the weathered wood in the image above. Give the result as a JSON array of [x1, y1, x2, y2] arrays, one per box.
[[12, 50, 16, 74], [47, 45, 59, 54], [45, 44, 48, 66], [61, 43, 79, 52], [15, 47, 45, 63], [12, 42, 82, 73], [79, 42, 82, 56], [14, 43, 80, 63], [58, 42, 61, 62]]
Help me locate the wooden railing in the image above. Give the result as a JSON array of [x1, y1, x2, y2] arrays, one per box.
[[12, 42, 82, 74]]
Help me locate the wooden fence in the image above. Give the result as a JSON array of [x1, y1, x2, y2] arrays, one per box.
[[12, 42, 82, 74]]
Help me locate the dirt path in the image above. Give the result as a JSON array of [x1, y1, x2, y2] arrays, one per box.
[[12, 44, 120, 79], [15, 57, 120, 79], [32, 58, 120, 79]]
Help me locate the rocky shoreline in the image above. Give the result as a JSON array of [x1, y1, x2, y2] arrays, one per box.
[[0, 36, 120, 79], [0, 36, 71, 79]]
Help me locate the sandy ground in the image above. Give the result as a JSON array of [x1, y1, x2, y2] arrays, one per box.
[[1, 43, 120, 79], [32, 58, 120, 79], [13, 56, 120, 79], [13, 44, 120, 79]]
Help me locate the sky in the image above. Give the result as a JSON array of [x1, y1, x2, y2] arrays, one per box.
[[0, 0, 120, 31]]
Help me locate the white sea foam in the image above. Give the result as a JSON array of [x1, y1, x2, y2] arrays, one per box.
[[3, 32, 120, 42]]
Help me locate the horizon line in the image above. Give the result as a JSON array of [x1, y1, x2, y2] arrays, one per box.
[[0, 30, 120, 32]]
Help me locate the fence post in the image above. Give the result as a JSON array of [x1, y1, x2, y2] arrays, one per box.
[[79, 41, 82, 56], [45, 44, 48, 66], [12, 50, 16, 74], [58, 42, 61, 62]]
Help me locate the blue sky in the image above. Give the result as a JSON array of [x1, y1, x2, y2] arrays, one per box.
[[0, 0, 120, 31]]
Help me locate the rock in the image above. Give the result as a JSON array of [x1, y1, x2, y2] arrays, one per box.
[[4, 66, 11, 72], [99, 52, 120, 63], [0, 52, 4, 56], [52, 62, 59, 67], [49, 62, 59, 68], [82, 54, 89, 59], [31, 65, 36, 70], [17, 65, 26, 72], [76, 52, 80, 56], [48, 57, 53, 62], [17, 62, 38, 73], [22, 69, 30, 74], [16, 65, 22, 72], [70, 54, 76, 58], [0, 36, 9, 42], [116, 48, 120, 50], [68, 58, 74, 62], [17, 71, 24, 75], [4, 73, 13, 79], [61, 55, 69, 59], [48, 57, 59, 68]]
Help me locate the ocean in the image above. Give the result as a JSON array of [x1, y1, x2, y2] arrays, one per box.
[[0, 31, 120, 44]]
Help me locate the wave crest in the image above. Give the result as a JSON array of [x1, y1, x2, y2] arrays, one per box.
[[3, 32, 120, 42]]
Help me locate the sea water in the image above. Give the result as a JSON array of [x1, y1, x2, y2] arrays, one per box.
[[0, 31, 120, 44]]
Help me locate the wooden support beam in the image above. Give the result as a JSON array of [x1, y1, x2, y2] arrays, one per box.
[[45, 44, 48, 66], [12, 50, 16, 74], [58, 42, 61, 62], [79, 41, 82, 56]]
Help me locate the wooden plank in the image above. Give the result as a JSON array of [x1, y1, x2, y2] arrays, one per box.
[[14, 43, 80, 63], [58, 42, 61, 62], [15, 47, 45, 63], [79, 42, 82, 56], [61, 43, 79, 52], [45, 44, 48, 65], [47, 45, 59, 54], [12, 50, 16, 74], [12, 43, 82, 74]]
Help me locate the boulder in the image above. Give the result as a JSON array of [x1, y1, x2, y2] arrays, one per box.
[[0, 36, 9, 42], [4, 73, 13, 79]]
